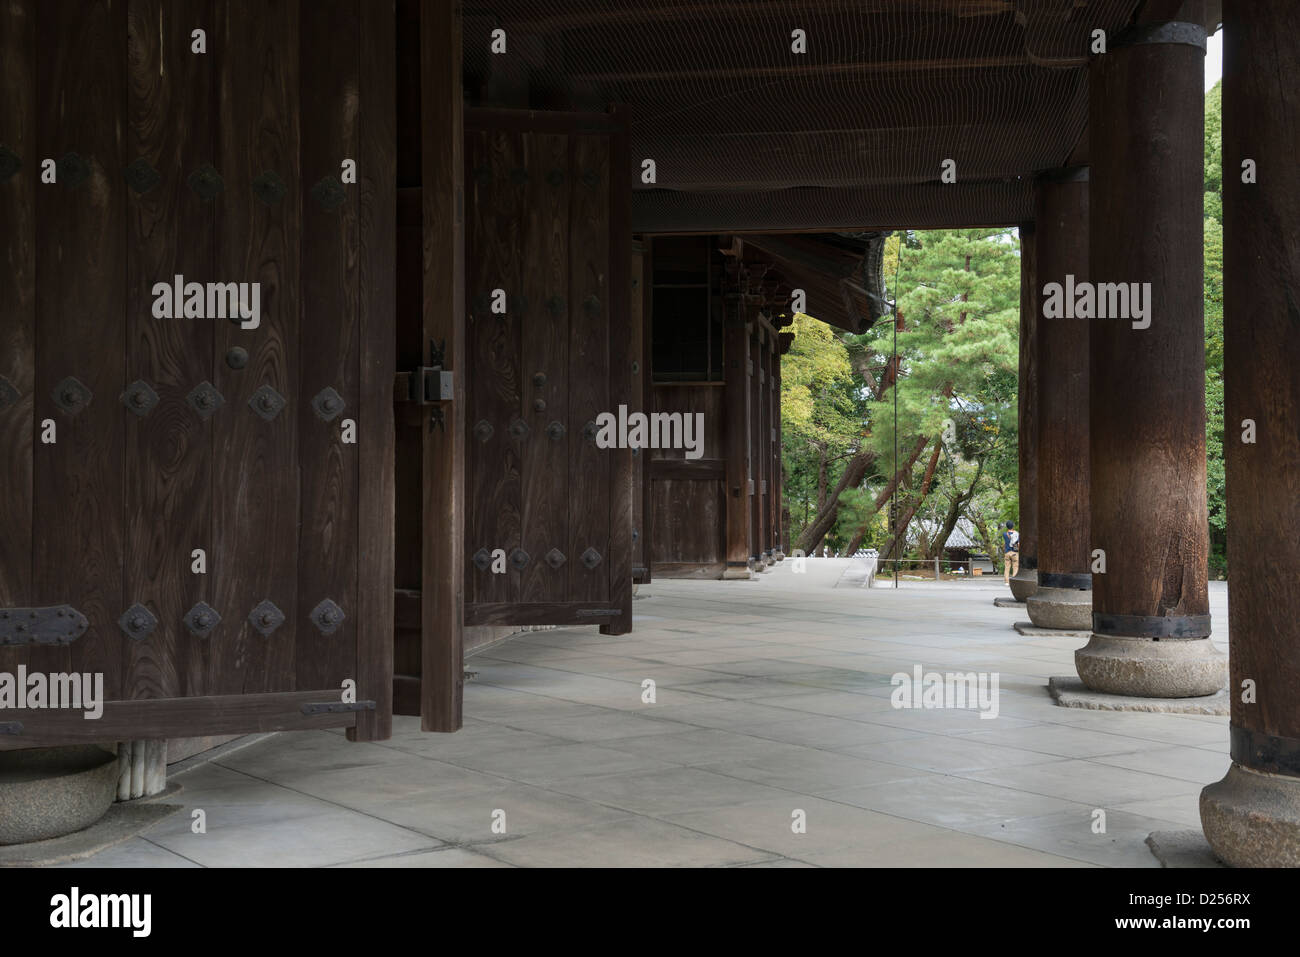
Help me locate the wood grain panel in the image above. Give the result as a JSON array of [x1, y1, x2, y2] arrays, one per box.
[[352, 0, 396, 741], [465, 128, 523, 605], [296, 0, 360, 694], [33, 0, 127, 697], [600, 109, 633, 635], [420, 0, 465, 731], [519, 132, 571, 603], [566, 134, 611, 603], [0, 0, 37, 680], [124, 0, 213, 703], [651, 478, 725, 566], [211, 0, 301, 696], [0, 690, 365, 749]]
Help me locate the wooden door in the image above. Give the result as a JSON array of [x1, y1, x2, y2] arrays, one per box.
[[462, 108, 633, 635], [0, 0, 394, 747]]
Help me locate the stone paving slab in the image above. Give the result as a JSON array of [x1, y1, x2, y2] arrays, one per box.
[[1146, 829, 1225, 867], [1014, 622, 1092, 637], [1048, 676, 1230, 715], [994, 597, 1026, 609], [50, 560, 1233, 867], [1, 803, 181, 867]]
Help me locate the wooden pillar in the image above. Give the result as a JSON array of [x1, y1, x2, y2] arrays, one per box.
[[1201, 0, 1300, 866], [722, 312, 752, 579], [748, 324, 766, 570], [1009, 221, 1038, 601], [1076, 14, 1225, 697], [771, 333, 784, 560], [1025, 173, 1092, 630], [756, 325, 772, 567], [420, 0, 465, 730]]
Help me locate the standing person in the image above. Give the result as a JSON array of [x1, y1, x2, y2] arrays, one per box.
[[1002, 520, 1020, 586]]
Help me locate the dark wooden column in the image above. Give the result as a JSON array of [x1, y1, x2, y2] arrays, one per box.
[[420, 0, 465, 730], [1201, 0, 1300, 867], [1025, 173, 1092, 630], [1076, 15, 1225, 697], [722, 312, 752, 579], [1009, 221, 1038, 601], [749, 324, 767, 570], [770, 330, 784, 560], [757, 324, 772, 566]]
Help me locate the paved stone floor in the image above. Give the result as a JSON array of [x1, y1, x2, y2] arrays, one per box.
[[66, 558, 1232, 867]]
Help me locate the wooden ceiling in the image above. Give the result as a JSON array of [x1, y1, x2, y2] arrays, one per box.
[[461, 0, 1168, 231]]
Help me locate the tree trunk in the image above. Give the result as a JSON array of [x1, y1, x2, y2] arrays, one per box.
[[876, 441, 942, 562], [815, 444, 828, 511]]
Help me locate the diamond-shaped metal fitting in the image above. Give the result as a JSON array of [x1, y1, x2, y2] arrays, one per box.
[[472, 548, 493, 571], [248, 600, 285, 637], [509, 167, 528, 186], [123, 158, 161, 194], [252, 170, 287, 206], [581, 547, 603, 570], [120, 380, 159, 417], [52, 376, 92, 415], [508, 418, 529, 439], [0, 376, 19, 412], [184, 601, 221, 638], [583, 295, 602, 318], [248, 384, 285, 421], [118, 603, 158, 641], [59, 152, 91, 189], [312, 386, 345, 422], [187, 381, 224, 419], [311, 176, 346, 212], [545, 548, 566, 570], [581, 169, 601, 188], [582, 420, 598, 442], [545, 296, 565, 315], [546, 421, 565, 441], [546, 169, 564, 187], [187, 163, 224, 200], [0, 145, 20, 183], [473, 419, 494, 442], [310, 598, 346, 635], [509, 548, 530, 571]]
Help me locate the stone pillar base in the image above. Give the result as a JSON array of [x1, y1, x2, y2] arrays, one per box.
[[0, 745, 119, 845], [722, 565, 752, 581], [773, 550, 785, 562], [1076, 634, 1226, 698], [1026, 586, 1091, 630], [1201, 763, 1300, 867], [1009, 567, 1038, 602]]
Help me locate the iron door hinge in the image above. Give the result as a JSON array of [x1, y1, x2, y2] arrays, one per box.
[[0, 606, 89, 646]]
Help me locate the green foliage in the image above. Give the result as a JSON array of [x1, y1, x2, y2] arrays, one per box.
[[781, 228, 1023, 553], [1204, 81, 1227, 577]]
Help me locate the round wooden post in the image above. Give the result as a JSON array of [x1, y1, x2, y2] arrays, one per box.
[[1201, 0, 1300, 866], [1009, 221, 1039, 601], [1026, 173, 1092, 630], [1075, 20, 1226, 696]]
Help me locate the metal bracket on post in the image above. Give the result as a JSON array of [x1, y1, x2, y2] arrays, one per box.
[[396, 338, 454, 432]]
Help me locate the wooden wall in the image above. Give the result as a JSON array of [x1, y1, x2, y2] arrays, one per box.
[[0, 0, 394, 747], [648, 384, 726, 576]]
